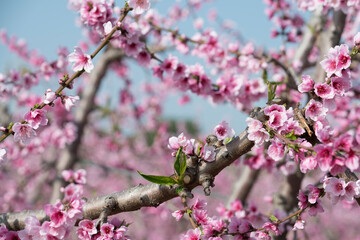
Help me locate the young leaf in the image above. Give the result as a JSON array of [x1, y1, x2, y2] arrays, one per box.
[[179, 151, 187, 177], [269, 215, 279, 223], [137, 171, 177, 185], [224, 136, 234, 145], [174, 147, 183, 176], [176, 186, 184, 194]]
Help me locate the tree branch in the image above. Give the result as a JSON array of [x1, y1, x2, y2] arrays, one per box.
[[0, 110, 266, 231], [49, 48, 124, 203], [226, 166, 260, 207]]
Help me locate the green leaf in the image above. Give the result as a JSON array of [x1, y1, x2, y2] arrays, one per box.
[[179, 151, 187, 177], [269, 215, 279, 222], [285, 130, 297, 140], [197, 144, 202, 156], [174, 147, 183, 176], [176, 186, 183, 194], [224, 136, 234, 145], [137, 171, 177, 185], [262, 69, 268, 84]]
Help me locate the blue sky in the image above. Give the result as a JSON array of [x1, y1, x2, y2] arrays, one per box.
[[0, 0, 284, 133]]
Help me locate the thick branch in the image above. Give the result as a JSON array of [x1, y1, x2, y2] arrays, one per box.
[[294, 8, 327, 71], [226, 167, 260, 207], [0, 111, 266, 231]]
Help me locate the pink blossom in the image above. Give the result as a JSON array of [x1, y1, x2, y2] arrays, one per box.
[[13, 123, 36, 145], [354, 32, 360, 45], [103, 21, 113, 35], [254, 231, 271, 240], [320, 47, 338, 77], [128, 0, 150, 15], [293, 219, 305, 230], [331, 74, 351, 96], [324, 177, 346, 197], [308, 200, 324, 216], [320, 44, 351, 77], [246, 117, 263, 132], [264, 104, 286, 115], [345, 150, 359, 171], [298, 75, 314, 93], [172, 210, 184, 221], [334, 133, 353, 152], [137, 50, 151, 66], [61, 183, 83, 200], [100, 223, 114, 238], [68, 47, 94, 73], [62, 169, 73, 182], [263, 222, 279, 235], [279, 117, 305, 136], [202, 144, 216, 162], [268, 139, 285, 161], [314, 144, 333, 171], [193, 209, 208, 224], [79, 0, 112, 27], [336, 44, 351, 72], [193, 198, 207, 210], [314, 82, 335, 99], [228, 217, 250, 234], [43, 89, 56, 104], [267, 111, 287, 129], [184, 139, 195, 155], [181, 228, 201, 240], [306, 185, 321, 204], [123, 39, 144, 56], [297, 190, 307, 209], [247, 128, 270, 146], [193, 18, 204, 30], [344, 181, 358, 201], [280, 161, 297, 175], [168, 133, 187, 150], [63, 95, 80, 111], [19, 216, 41, 239], [78, 219, 97, 239], [51, 122, 77, 148], [213, 121, 235, 141], [24, 109, 48, 129], [300, 156, 317, 173], [0, 148, 6, 163], [305, 99, 327, 121], [103, 21, 120, 38], [40, 62, 54, 81], [44, 202, 67, 228], [74, 169, 87, 184], [160, 55, 178, 74], [66, 198, 84, 222]]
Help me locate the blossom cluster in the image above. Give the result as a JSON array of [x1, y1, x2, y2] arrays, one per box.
[[168, 121, 235, 162], [323, 177, 360, 204], [77, 218, 129, 240], [265, 0, 304, 42], [298, 185, 324, 217], [12, 109, 48, 146], [174, 198, 287, 239], [296, 0, 360, 12], [246, 104, 307, 164], [1, 169, 87, 239]]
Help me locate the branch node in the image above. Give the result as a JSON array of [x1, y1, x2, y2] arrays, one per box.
[[199, 174, 214, 196], [206, 134, 223, 148], [187, 156, 199, 168], [96, 196, 118, 228], [179, 188, 194, 199]]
